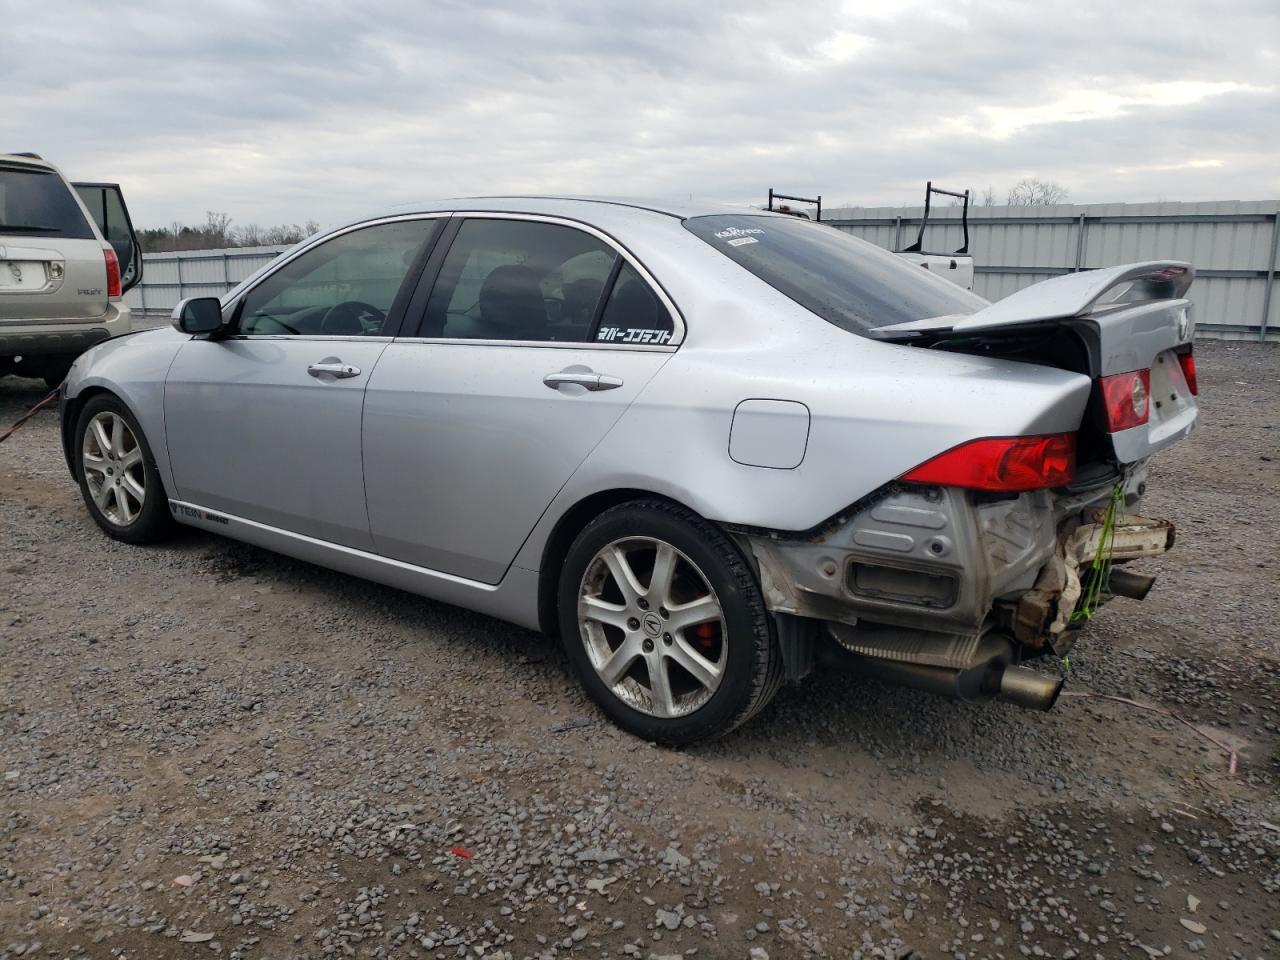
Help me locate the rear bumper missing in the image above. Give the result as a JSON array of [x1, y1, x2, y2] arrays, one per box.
[[741, 481, 1175, 708], [1016, 509, 1174, 652]]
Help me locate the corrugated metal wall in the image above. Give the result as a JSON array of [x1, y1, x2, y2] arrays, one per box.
[[824, 200, 1280, 340], [125, 245, 290, 316], [127, 201, 1280, 340]]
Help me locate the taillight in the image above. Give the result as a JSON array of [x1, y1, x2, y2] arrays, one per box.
[[900, 433, 1076, 492], [1099, 369, 1150, 432], [1177, 350, 1198, 396], [103, 246, 122, 299]]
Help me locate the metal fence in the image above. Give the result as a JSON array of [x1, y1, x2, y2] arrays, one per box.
[[824, 200, 1279, 340], [128, 200, 1280, 340], [125, 245, 290, 317]]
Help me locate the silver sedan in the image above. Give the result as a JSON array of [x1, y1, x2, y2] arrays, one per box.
[[61, 197, 1199, 743]]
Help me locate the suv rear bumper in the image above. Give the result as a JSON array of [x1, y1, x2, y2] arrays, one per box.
[[0, 302, 130, 359]]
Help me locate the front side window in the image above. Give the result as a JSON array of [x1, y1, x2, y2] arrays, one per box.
[[683, 214, 985, 335], [237, 219, 435, 336], [422, 218, 619, 342]]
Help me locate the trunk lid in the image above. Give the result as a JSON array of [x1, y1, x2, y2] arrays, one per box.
[[871, 262, 1200, 466]]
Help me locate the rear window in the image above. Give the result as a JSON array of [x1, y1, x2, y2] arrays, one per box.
[[0, 164, 94, 239], [683, 214, 985, 335]]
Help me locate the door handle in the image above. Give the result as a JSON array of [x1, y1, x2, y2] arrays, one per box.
[[542, 372, 624, 392], [307, 360, 361, 380]]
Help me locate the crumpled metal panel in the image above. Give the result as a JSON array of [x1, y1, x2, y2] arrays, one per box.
[[746, 486, 1061, 634]]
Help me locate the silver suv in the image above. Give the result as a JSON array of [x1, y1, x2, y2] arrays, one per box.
[[0, 152, 141, 386]]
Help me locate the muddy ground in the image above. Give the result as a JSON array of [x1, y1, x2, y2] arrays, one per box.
[[1, 339, 1277, 960]]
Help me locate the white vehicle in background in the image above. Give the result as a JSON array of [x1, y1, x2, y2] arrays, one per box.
[[894, 182, 975, 290], [0, 152, 142, 386], [767, 182, 976, 290]]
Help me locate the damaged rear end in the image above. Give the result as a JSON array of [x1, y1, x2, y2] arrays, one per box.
[[746, 262, 1200, 710]]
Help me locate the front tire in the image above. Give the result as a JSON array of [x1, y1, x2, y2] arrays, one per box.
[[74, 394, 174, 544], [557, 499, 782, 745]]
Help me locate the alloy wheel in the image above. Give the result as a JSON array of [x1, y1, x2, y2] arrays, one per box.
[[82, 411, 146, 526], [577, 536, 727, 718]]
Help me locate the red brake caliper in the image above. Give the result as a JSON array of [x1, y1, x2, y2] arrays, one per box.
[[694, 622, 717, 651]]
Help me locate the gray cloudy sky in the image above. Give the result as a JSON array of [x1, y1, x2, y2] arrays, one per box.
[[3, 0, 1277, 229]]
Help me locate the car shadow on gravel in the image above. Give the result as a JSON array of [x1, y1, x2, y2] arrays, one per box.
[[168, 529, 565, 660], [156, 528, 1253, 785]]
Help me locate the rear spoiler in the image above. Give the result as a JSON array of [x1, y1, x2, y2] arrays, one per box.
[[873, 261, 1194, 336]]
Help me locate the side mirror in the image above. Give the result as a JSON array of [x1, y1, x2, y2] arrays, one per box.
[[72, 182, 143, 293], [172, 297, 225, 335]]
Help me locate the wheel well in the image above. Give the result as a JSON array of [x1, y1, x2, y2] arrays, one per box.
[[537, 488, 689, 637], [60, 386, 114, 478]]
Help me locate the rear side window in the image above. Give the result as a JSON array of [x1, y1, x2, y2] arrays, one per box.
[[423, 218, 618, 342], [0, 164, 94, 239], [594, 262, 674, 345], [683, 214, 984, 335], [419, 218, 676, 345]]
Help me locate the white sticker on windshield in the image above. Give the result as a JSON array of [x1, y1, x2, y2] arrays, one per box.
[[727, 236, 758, 247]]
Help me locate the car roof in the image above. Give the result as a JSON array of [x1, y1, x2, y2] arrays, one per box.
[[0, 152, 56, 171], [375, 195, 783, 222]]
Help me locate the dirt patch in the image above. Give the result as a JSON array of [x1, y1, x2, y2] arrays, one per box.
[[2, 340, 1278, 959]]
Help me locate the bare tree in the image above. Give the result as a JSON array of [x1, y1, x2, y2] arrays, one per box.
[[204, 211, 233, 247], [138, 215, 322, 253], [979, 186, 998, 207], [1006, 178, 1070, 206], [235, 223, 266, 247]]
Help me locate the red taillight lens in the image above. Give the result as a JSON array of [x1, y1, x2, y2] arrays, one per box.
[[103, 246, 122, 299], [1099, 369, 1150, 432], [900, 433, 1076, 492], [1177, 350, 1198, 396]]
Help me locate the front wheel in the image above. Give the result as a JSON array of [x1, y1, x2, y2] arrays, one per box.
[[557, 500, 783, 744], [74, 394, 174, 544]]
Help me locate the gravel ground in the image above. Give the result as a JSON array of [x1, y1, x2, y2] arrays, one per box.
[[1, 339, 1277, 960]]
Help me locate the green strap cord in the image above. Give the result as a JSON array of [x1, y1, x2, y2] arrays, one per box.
[[1072, 482, 1125, 625]]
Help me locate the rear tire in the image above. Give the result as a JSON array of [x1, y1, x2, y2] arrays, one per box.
[[74, 394, 175, 544], [557, 499, 783, 744]]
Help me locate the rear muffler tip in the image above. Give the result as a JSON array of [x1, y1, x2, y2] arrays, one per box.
[[997, 665, 1064, 711], [1107, 568, 1157, 601]]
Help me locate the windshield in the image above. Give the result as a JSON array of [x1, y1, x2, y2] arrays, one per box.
[[683, 214, 985, 335], [0, 163, 95, 239]]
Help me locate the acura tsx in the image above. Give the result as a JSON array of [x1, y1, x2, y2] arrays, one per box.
[[60, 197, 1199, 743]]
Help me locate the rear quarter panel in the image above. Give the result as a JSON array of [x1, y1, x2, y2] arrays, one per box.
[[512, 238, 1093, 570]]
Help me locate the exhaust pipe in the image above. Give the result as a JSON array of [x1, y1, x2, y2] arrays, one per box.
[[1107, 568, 1156, 601], [833, 629, 1064, 712], [996, 665, 1064, 711]]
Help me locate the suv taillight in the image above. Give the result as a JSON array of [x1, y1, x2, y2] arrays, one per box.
[[103, 246, 121, 299], [1099, 369, 1150, 432], [899, 433, 1076, 492]]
